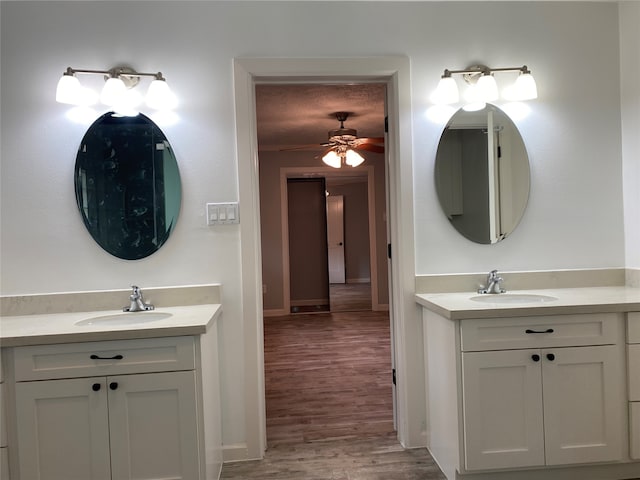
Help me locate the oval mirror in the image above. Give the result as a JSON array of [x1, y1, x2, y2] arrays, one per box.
[[434, 104, 530, 244], [75, 112, 181, 260]]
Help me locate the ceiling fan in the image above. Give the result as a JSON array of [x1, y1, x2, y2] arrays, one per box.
[[282, 112, 385, 168]]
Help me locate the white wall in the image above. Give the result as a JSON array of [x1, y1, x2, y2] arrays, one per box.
[[620, 1, 640, 269], [0, 0, 630, 456]]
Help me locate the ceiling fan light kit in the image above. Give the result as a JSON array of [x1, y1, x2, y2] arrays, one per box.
[[320, 112, 384, 169]]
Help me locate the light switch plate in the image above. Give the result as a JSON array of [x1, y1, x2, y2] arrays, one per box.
[[207, 202, 240, 225]]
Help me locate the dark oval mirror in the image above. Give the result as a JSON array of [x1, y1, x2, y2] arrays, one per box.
[[75, 112, 181, 260], [434, 104, 530, 244]]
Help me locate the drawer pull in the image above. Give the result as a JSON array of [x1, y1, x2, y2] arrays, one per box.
[[525, 328, 554, 334], [546, 353, 556, 361], [109, 382, 118, 390], [531, 354, 540, 362], [92, 383, 101, 391], [90, 354, 124, 360]]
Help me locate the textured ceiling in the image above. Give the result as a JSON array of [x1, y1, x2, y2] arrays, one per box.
[[255, 83, 386, 151]]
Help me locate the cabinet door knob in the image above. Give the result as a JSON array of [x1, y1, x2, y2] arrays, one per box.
[[92, 383, 101, 391], [546, 353, 555, 361], [531, 354, 540, 362], [109, 382, 119, 390]]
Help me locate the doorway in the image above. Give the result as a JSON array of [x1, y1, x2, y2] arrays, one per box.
[[256, 83, 391, 445], [234, 57, 419, 459]]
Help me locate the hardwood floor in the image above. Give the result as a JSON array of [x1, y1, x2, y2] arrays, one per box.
[[330, 283, 372, 312], [265, 311, 394, 445], [220, 309, 447, 479], [220, 431, 447, 479]]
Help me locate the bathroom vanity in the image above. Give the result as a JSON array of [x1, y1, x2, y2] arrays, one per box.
[[416, 287, 640, 480], [0, 286, 223, 480]]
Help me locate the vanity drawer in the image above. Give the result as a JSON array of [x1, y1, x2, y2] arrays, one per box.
[[629, 344, 640, 401], [460, 313, 620, 352], [628, 312, 640, 344], [12, 336, 195, 381]]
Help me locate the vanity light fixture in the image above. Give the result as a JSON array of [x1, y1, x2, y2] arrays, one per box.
[[56, 66, 177, 114], [432, 64, 537, 106]]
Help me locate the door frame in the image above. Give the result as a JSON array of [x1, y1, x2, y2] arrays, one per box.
[[233, 56, 420, 460], [277, 166, 382, 315]]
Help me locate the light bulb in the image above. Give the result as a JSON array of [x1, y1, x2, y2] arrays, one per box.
[[462, 102, 486, 112], [345, 149, 365, 167], [146, 79, 177, 110], [56, 74, 83, 105], [477, 74, 498, 102], [322, 150, 342, 169], [513, 72, 538, 100], [101, 77, 127, 106], [112, 89, 142, 117], [432, 76, 459, 104]]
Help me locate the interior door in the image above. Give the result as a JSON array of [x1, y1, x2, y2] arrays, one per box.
[[326, 195, 346, 284], [287, 178, 330, 310]]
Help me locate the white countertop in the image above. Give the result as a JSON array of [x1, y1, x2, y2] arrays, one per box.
[[416, 286, 640, 320], [0, 304, 222, 347]]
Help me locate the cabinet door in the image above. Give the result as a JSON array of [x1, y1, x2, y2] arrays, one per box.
[[462, 349, 545, 471], [542, 345, 624, 465], [107, 370, 200, 480], [14, 377, 111, 480]]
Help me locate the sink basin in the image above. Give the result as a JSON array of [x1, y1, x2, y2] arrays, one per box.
[[470, 294, 558, 304], [75, 311, 172, 326]]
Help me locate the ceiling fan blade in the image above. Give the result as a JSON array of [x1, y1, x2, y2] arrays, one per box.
[[356, 143, 385, 154], [278, 144, 326, 151], [357, 137, 385, 145], [314, 146, 336, 160]]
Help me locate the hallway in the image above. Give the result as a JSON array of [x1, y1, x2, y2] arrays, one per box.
[[220, 306, 446, 479]]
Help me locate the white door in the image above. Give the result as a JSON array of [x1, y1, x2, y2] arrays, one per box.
[[326, 195, 345, 284], [15, 377, 112, 480], [462, 349, 545, 471], [108, 371, 200, 480], [542, 345, 624, 465]]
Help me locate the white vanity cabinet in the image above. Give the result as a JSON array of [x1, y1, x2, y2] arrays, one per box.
[[629, 312, 640, 460], [1, 353, 9, 480], [423, 309, 631, 480], [3, 336, 208, 480], [460, 314, 625, 470]]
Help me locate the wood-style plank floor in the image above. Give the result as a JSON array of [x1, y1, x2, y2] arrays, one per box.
[[265, 311, 394, 445], [220, 305, 446, 479]]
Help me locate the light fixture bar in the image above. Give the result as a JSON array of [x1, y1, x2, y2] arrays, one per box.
[[56, 65, 175, 112], [443, 65, 530, 77], [64, 66, 165, 81], [432, 64, 537, 105]]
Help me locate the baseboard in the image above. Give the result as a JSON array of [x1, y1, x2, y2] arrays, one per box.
[[222, 443, 254, 463], [290, 298, 329, 307], [627, 268, 640, 287], [263, 308, 288, 317], [345, 278, 371, 284]]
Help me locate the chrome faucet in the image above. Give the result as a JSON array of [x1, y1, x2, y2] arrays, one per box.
[[478, 270, 506, 294], [123, 285, 155, 312]]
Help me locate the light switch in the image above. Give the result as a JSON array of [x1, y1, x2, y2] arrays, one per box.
[[206, 202, 239, 225]]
